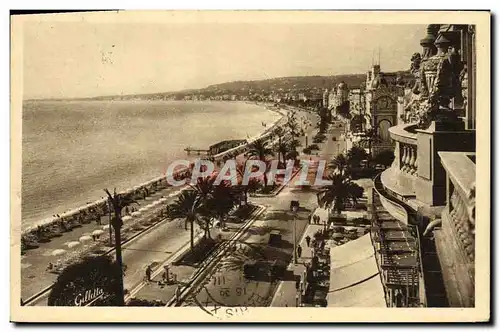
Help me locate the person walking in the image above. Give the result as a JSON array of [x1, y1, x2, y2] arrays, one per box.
[[297, 245, 303, 259], [305, 235, 311, 247]]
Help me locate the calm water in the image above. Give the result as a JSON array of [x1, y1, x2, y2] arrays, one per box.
[[21, 100, 281, 229]]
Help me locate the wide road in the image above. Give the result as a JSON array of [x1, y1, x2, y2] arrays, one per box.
[[180, 114, 346, 311], [27, 190, 201, 306]]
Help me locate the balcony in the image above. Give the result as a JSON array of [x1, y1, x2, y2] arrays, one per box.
[[434, 152, 475, 307], [381, 121, 475, 209], [379, 123, 419, 205]]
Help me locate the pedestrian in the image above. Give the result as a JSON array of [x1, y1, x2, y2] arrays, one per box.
[[305, 235, 311, 247], [145, 265, 152, 282], [297, 245, 302, 259]]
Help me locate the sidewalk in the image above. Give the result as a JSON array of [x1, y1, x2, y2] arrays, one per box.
[[21, 184, 187, 302], [270, 223, 325, 307]]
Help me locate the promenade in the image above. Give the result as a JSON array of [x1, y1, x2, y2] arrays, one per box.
[[23, 107, 332, 307], [131, 115, 346, 308]]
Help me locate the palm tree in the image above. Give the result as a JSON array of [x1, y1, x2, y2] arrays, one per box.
[[317, 174, 364, 214], [273, 127, 287, 165], [188, 175, 218, 239], [104, 188, 140, 306], [328, 153, 349, 177], [246, 139, 274, 186], [205, 180, 238, 229], [235, 161, 262, 205], [358, 128, 382, 156], [166, 190, 201, 249], [346, 146, 368, 169]]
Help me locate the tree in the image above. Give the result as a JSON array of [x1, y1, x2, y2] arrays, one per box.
[[358, 128, 382, 156], [373, 150, 395, 168], [166, 190, 201, 249], [235, 161, 262, 204], [204, 180, 238, 229], [273, 127, 287, 165], [328, 153, 350, 177], [317, 174, 364, 214], [103, 189, 140, 306], [346, 146, 368, 169], [246, 139, 274, 186], [48, 255, 122, 306]]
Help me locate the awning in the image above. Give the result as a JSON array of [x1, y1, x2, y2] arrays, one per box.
[[327, 234, 386, 307], [326, 274, 386, 307]]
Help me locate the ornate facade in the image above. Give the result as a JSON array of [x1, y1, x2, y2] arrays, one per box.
[[328, 81, 350, 117], [364, 65, 404, 155], [375, 24, 477, 308]]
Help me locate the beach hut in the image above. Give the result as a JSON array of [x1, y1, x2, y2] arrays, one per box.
[[67, 241, 80, 249], [51, 249, 66, 256], [79, 236, 92, 243]]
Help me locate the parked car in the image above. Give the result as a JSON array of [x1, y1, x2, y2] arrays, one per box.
[[243, 260, 286, 281]]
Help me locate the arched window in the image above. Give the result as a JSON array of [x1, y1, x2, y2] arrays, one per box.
[[378, 119, 392, 142]]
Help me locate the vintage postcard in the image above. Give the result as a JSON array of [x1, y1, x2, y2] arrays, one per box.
[[10, 10, 490, 323]]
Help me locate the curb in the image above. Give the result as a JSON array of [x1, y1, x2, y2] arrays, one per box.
[[22, 214, 177, 306], [166, 205, 266, 307], [124, 229, 205, 302], [254, 165, 303, 198]]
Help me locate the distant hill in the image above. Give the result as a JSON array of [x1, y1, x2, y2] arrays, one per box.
[[201, 74, 368, 93], [28, 71, 411, 101]]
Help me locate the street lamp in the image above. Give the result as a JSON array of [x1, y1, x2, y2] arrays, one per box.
[[290, 200, 300, 264], [104, 189, 139, 306], [107, 198, 113, 247]]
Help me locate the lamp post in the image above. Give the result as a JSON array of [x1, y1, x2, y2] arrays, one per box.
[[107, 198, 113, 247], [290, 201, 299, 264], [104, 189, 139, 306]]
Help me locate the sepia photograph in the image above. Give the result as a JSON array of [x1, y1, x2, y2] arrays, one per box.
[[10, 10, 490, 323]]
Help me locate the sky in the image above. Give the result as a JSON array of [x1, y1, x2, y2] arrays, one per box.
[[22, 19, 426, 99]]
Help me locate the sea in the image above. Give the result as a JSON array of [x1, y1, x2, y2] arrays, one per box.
[[21, 100, 282, 229]]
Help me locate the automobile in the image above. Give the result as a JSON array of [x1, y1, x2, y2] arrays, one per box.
[[243, 260, 287, 281], [268, 230, 282, 246]]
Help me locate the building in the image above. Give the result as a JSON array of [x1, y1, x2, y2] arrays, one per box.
[[328, 81, 350, 118], [363, 64, 405, 155], [322, 88, 329, 108], [372, 24, 477, 307]]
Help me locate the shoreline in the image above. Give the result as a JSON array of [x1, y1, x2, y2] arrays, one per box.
[[21, 101, 287, 236]]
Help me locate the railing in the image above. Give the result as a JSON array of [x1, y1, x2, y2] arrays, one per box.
[[388, 123, 418, 177], [372, 173, 426, 307], [439, 152, 476, 263], [399, 143, 418, 176], [374, 174, 408, 224]]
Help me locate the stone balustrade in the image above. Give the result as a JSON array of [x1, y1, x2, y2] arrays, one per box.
[[439, 152, 476, 263], [400, 143, 418, 176], [388, 123, 418, 177], [433, 151, 475, 307]]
